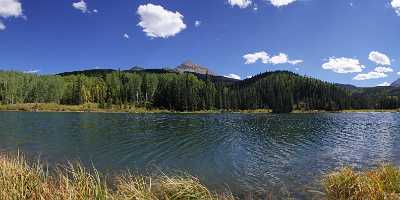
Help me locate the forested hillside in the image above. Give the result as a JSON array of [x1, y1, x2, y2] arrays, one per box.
[[0, 70, 399, 113]]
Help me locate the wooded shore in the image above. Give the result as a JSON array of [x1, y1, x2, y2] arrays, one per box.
[[0, 103, 399, 114]]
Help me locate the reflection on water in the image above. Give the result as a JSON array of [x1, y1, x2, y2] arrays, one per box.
[[0, 112, 400, 198]]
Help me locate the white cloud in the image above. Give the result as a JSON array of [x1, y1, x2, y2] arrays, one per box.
[[137, 4, 186, 38], [398, 71, 400, 75], [195, 20, 201, 27], [243, 51, 269, 64], [377, 82, 391, 87], [224, 74, 241, 80], [123, 33, 130, 39], [253, 4, 258, 11], [288, 60, 303, 65], [269, 53, 289, 65], [353, 71, 387, 81], [243, 51, 302, 65], [368, 51, 391, 65], [0, 0, 22, 18], [228, 0, 252, 8], [23, 69, 40, 74], [269, 0, 296, 7], [0, 0, 23, 30], [0, 20, 5, 30], [391, 0, 400, 15], [322, 57, 365, 73], [72, 0, 87, 13], [93, 9, 98, 13], [374, 66, 393, 73]]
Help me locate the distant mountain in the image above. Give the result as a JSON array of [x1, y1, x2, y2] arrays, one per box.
[[391, 79, 400, 87], [335, 83, 358, 90], [56, 62, 241, 84], [175, 61, 217, 76], [129, 66, 145, 71]]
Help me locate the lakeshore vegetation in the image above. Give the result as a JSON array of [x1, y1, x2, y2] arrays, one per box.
[[0, 153, 235, 200], [2, 152, 400, 200], [323, 165, 400, 200], [0, 70, 400, 113]]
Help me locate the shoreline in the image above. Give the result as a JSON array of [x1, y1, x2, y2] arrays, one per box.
[[0, 103, 399, 114]]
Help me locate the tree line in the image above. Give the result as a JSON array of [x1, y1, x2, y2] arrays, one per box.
[[0, 70, 399, 113]]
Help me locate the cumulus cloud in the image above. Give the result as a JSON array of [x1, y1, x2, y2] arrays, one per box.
[[269, 53, 289, 65], [0, 0, 22, 18], [244, 51, 269, 64], [322, 57, 365, 73], [391, 0, 400, 15], [269, 0, 297, 7], [243, 51, 302, 65], [0, 20, 5, 30], [72, 0, 87, 13], [228, 0, 252, 8], [195, 20, 201, 27], [353, 71, 387, 80], [0, 0, 23, 29], [377, 82, 390, 87], [224, 74, 241, 80], [123, 33, 130, 39], [353, 66, 393, 81], [369, 51, 391, 66], [137, 4, 186, 38], [374, 66, 393, 73]]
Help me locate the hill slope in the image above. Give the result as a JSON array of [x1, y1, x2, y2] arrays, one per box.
[[2, 67, 400, 112], [391, 79, 400, 87]]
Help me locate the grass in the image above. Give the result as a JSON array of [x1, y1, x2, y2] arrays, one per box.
[[323, 165, 400, 200], [0, 152, 234, 200], [5, 152, 400, 200], [0, 103, 170, 114]]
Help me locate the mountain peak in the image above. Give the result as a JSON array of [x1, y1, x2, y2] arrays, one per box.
[[175, 61, 217, 76]]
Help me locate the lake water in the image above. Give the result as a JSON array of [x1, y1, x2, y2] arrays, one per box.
[[1, 112, 400, 199]]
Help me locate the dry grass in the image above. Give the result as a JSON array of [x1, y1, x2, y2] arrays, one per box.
[[0, 153, 235, 200], [0, 153, 48, 200], [0, 103, 170, 113], [323, 165, 400, 200]]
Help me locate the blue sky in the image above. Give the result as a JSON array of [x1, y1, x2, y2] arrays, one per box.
[[1, 0, 400, 87]]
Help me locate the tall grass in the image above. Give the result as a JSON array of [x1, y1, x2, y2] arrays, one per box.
[[0, 153, 48, 200], [323, 165, 400, 200], [0, 153, 234, 200]]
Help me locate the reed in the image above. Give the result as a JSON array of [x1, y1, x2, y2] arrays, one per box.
[[0, 153, 234, 200], [323, 165, 400, 200]]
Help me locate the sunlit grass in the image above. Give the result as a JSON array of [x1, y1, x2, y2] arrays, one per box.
[[0, 103, 170, 113], [0, 152, 48, 200], [0, 153, 235, 200], [323, 165, 400, 200]]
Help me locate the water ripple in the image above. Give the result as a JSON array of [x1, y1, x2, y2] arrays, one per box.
[[1, 112, 400, 198]]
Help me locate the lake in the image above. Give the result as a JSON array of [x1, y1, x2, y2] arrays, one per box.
[[0, 112, 400, 199]]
